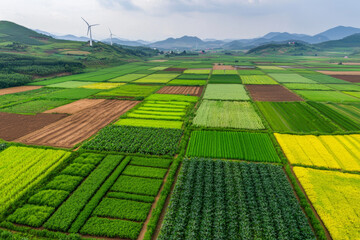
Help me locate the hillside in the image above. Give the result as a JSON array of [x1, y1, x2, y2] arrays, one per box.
[[315, 26, 360, 40], [246, 42, 319, 56], [316, 33, 360, 48]]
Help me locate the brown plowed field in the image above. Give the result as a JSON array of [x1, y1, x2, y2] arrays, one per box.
[[330, 75, 360, 83], [318, 71, 360, 75], [0, 112, 67, 141], [156, 86, 203, 96], [44, 99, 106, 114], [164, 68, 187, 72], [246, 85, 304, 102], [213, 64, 235, 70], [16, 100, 139, 148], [0, 86, 42, 96]]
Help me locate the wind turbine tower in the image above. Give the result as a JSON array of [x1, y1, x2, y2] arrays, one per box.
[[109, 28, 115, 46], [81, 17, 99, 47]]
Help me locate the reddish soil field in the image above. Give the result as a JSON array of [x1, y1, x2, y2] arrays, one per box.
[[213, 64, 235, 70], [156, 86, 203, 96], [16, 100, 139, 148], [318, 71, 360, 75], [0, 112, 67, 141], [44, 99, 106, 114], [330, 75, 360, 83], [164, 68, 187, 72], [0, 86, 42, 96], [246, 85, 304, 102]]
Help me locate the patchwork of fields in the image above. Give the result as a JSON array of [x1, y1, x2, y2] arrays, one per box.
[[0, 54, 360, 240]]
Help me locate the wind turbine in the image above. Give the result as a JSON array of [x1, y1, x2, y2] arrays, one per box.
[[81, 17, 99, 47], [109, 28, 116, 46]]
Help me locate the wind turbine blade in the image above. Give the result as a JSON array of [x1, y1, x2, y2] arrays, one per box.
[[81, 17, 90, 26], [91, 24, 100, 27]]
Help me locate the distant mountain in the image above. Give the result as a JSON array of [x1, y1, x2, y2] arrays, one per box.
[[316, 33, 360, 48], [148, 36, 207, 50], [247, 42, 319, 56], [0, 21, 54, 45], [315, 26, 360, 40], [103, 38, 145, 47]]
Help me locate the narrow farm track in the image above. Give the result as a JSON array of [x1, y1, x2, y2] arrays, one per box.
[[16, 100, 140, 148], [156, 86, 203, 96]]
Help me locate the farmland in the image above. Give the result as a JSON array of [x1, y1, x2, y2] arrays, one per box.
[[1, 51, 360, 240]]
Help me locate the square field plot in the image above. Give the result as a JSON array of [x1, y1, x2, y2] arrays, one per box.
[[96, 85, 160, 98], [257, 102, 338, 133], [269, 74, 316, 83], [47, 81, 95, 88], [294, 167, 360, 240], [208, 74, 241, 84], [108, 74, 147, 82], [167, 80, 206, 86], [246, 85, 303, 101], [277, 133, 360, 171], [83, 126, 183, 156], [159, 159, 314, 240], [203, 84, 250, 100], [294, 90, 360, 102], [157, 86, 203, 96], [186, 131, 280, 162], [134, 74, 179, 84], [193, 100, 264, 129], [241, 75, 278, 85]]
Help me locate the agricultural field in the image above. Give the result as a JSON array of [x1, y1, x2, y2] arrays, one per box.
[[208, 74, 242, 84], [203, 84, 250, 100], [193, 100, 264, 129], [246, 85, 304, 101], [159, 158, 315, 240], [167, 79, 207, 86], [156, 86, 203, 96], [241, 75, 278, 84], [134, 74, 179, 84], [96, 84, 160, 98], [294, 167, 360, 240], [294, 90, 360, 102], [269, 73, 316, 83]]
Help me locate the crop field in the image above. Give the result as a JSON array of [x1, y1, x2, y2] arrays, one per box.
[[159, 158, 314, 240], [193, 100, 264, 129], [294, 167, 360, 240], [276, 134, 360, 171], [294, 90, 360, 102], [187, 131, 280, 162], [3, 153, 172, 240], [156, 86, 203, 96], [241, 75, 278, 84], [257, 102, 338, 133], [246, 85, 304, 101], [2, 53, 360, 240], [203, 84, 250, 100]]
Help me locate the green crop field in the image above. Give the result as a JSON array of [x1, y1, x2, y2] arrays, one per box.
[[208, 74, 242, 84], [203, 84, 250, 100], [108, 74, 147, 82], [283, 83, 332, 90], [134, 74, 179, 84], [47, 81, 95, 88], [269, 74, 317, 83], [167, 79, 207, 85], [96, 84, 160, 98], [300, 74, 349, 83], [241, 75, 278, 84], [0, 99, 72, 114], [294, 90, 360, 102]]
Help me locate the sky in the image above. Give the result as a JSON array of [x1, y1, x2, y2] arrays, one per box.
[[0, 0, 359, 41]]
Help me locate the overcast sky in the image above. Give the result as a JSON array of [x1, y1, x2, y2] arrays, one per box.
[[0, 0, 359, 41]]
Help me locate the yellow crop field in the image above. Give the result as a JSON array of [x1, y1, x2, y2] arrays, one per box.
[[294, 167, 360, 240], [275, 133, 360, 171], [81, 82, 125, 89]]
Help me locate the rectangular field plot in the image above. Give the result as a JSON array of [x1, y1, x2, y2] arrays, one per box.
[[116, 118, 183, 129], [276, 134, 360, 171], [193, 100, 264, 129], [134, 74, 179, 84], [246, 85, 303, 101], [269, 74, 316, 83], [159, 159, 314, 240], [257, 66, 285, 70], [4, 154, 171, 240], [80, 82, 125, 89], [47, 81, 95, 88], [238, 70, 265, 75], [187, 131, 280, 162], [212, 69, 238, 75], [0, 146, 70, 216], [294, 167, 360, 240], [157, 86, 203, 96], [241, 75, 278, 85], [282, 83, 332, 90], [42, 88, 101, 99], [183, 69, 211, 74], [344, 91, 360, 99], [176, 74, 209, 80], [329, 74, 360, 83], [0, 86, 42, 96], [167, 79, 207, 86], [0, 88, 62, 107], [294, 90, 360, 102], [108, 74, 147, 82], [203, 84, 250, 100], [257, 102, 338, 133], [319, 102, 360, 126], [0, 99, 72, 114], [16, 100, 139, 148], [326, 84, 360, 91], [83, 125, 183, 155], [208, 74, 241, 84], [96, 85, 160, 98], [300, 73, 349, 84], [145, 93, 198, 102], [44, 99, 106, 114]]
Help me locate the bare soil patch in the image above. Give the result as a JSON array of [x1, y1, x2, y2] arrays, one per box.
[[213, 64, 235, 70], [246, 85, 304, 101], [44, 99, 106, 114], [0, 112, 67, 141], [156, 86, 203, 96], [0, 86, 42, 96], [330, 75, 360, 83], [318, 71, 360, 75], [163, 67, 187, 72], [16, 100, 140, 148]]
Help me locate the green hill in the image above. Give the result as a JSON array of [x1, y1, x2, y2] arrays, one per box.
[[316, 33, 360, 49], [246, 42, 319, 56]]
